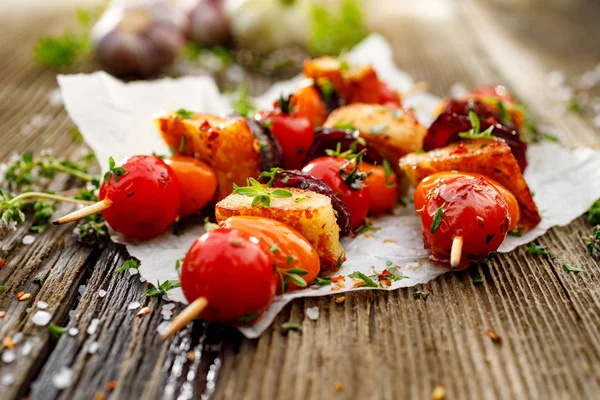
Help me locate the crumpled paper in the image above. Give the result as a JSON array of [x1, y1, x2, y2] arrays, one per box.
[[57, 34, 600, 338]]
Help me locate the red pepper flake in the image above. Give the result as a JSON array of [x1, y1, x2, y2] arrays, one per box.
[[348, 231, 355, 238], [377, 270, 392, 287], [105, 380, 117, 391], [136, 307, 151, 317], [486, 328, 501, 342], [0, 258, 5, 268], [331, 276, 344, 282], [199, 120, 211, 131], [450, 143, 467, 155], [425, 283, 433, 292]]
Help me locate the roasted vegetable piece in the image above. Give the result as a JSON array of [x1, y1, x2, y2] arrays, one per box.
[[465, 85, 525, 129], [305, 127, 384, 165], [99, 155, 180, 240], [360, 162, 399, 215], [220, 216, 320, 293], [424, 99, 528, 171], [181, 228, 276, 323], [215, 187, 345, 271], [289, 85, 329, 127], [419, 175, 510, 268], [399, 138, 540, 231], [166, 156, 217, 217], [244, 117, 283, 171], [264, 169, 352, 235], [156, 112, 270, 201]]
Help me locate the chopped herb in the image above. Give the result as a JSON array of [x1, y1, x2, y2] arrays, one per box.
[[233, 178, 291, 208], [430, 202, 446, 234], [258, 168, 282, 187], [318, 78, 336, 104], [103, 156, 126, 184], [286, 256, 294, 265], [567, 98, 584, 114], [146, 280, 181, 297], [239, 312, 260, 324], [415, 148, 425, 154], [270, 243, 279, 254], [228, 84, 256, 117], [387, 266, 408, 281], [70, 128, 83, 143], [413, 290, 431, 299], [334, 121, 357, 131], [353, 219, 380, 235], [473, 275, 484, 284], [75, 214, 109, 248], [348, 271, 379, 287], [49, 323, 68, 340], [0, 285, 5, 291], [314, 277, 332, 285], [562, 264, 582, 273], [175, 109, 196, 119], [587, 199, 600, 225], [295, 196, 307, 203], [203, 217, 218, 232], [508, 228, 522, 237], [369, 124, 388, 135], [286, 272, 308, 287], [175, 258, 183, 276], [382, 159, 394, 188], [583, 225, 600, 259], [458, 111, 495, 139], [457, 320, 464, 328], [115, 258, 140, 273], [542, 133, 560, 143], [178, 135, 187, 152], [281, 322, 302, 331], [496, 100, 508, 123], [33, 277, 44, 287], [309, 0, 368, 55], [526, 244, 548, 256]]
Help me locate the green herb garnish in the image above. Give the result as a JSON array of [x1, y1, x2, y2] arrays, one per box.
[[115, 258, 140, 273], [587, 199, 600, 225], [458, 111, 495, 139], [353, 219, 380, 235], [239, 312, 260, 324], [175, 109, 196, 119], [562, 264, 583, 273], [348, 271, 380, 287], [228, 84, 256, 117], [314, 277, 332, 286], [583, 225, 600, 259], [233, 178, 292, 208], [146, 280, 181, 297], [413, 290, 431, 299], [430, 202, 446, 234], [103, 156, 126, 184], [49, 323, 68, 340], [526, 244, 548, 256], [281, 322, 302, 331], [473, 275, 484, 284], [334, 121, 357, 131]]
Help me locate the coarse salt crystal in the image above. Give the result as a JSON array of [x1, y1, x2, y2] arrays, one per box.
[[26, 307, 32, 313], [162, 303, 175, 311], [98, 290, 107, 298], [22, 235, 35, 245], [32, 310, 52, 326], [2, 349, 16, 363], [157, 321, 169, 335], [139, 276, 147, 283], [52, 367, 73, 389], [128, 301, 141, 310], [68, 327, 79, 336], [12, 332, 23, 344], [1, 372, 15, 385], [37, 301, 48, 309], [88, 341, 99, 354], [305, 306, 320, 320], [21, 340, 33, 356], [68, 310, 77, 320], [128, 268, 139, 276], [48, 88, 63, 107], [87, 318, 101, 335], [78, 285, 86, 295]]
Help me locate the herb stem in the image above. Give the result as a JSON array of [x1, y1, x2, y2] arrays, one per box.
[[4, 192, 95, 207], [51, 163, 93, 182]]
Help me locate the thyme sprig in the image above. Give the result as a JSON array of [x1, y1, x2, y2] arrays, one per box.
[[458, 111, 495, 139], [233, 178, 292, 208]]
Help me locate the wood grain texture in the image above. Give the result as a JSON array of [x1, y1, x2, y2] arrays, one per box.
[[1, 1, 599, 399]]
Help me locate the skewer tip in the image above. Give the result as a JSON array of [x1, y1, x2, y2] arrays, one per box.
[[53, 200, 111, 225], [160, 297, 208, 340]]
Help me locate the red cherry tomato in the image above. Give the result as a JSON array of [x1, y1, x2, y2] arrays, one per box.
[[180, 228, 276, 323], [414, 171, 520, 231], [302, 156, 370, 230], [99, 155, 180, 240], [377, 81, 401, 107], [166, 156, 217, 217], [420, 175, 510, 268], [220, 216, 320, 293], [289, 86, 329, 127], [359, 162, 398, 215], [467, 85, 516, 104], [258, 110, 314, 170]]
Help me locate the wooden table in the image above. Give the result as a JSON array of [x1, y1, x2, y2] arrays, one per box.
[[1, 1, 600, 399]]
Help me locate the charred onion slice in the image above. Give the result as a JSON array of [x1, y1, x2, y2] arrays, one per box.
[[424, 100, 528, 171], [244, 117, 284, 171], [267, 170, 352, 235], [305, 128, 384, 165]]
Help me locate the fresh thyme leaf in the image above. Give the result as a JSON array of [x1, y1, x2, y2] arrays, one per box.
[[281, 322, 301, 331], [567, 98, 584, 114], [286, 268, 308, 275], [587, 199, 600, 225], [70, 128, 83, 143], [583, 225, 600, 259], [270, 243, 279, 254], [458, 111, 495, 139], [103, 156, 126, 184], [496, 100, 508, 123], [175, 109, 196, 119], [353, 219, 380, 235], [387, 266, 408, 281], [415, 148, 425, 154], [562, 264, 583, 273], [75, 214, 109, 248], [233, 179, 288, 208], [0, 285, 5, 291], [239, 312, 260, 324], [286, 256, 294, 265], [430, 202, 446, 234], [295, 196, 307, 203], [309, 0, 368, 55], [314, 277, 332, 285], [542, 133, 560, 143], [146, 279, 181, 297], [526, 244, 548, 256], [286, 273, 308, 288], [457, 320, 464, 328], [258, 168, 282, 187], [175, 258, 184, 276], [413, 290, 431, 299], [382, 159, 394, 188], [334, 121, 357, 131], [349, 271, 379, 287], [179, 135, 187, 152], [473, 275, 484, 284], [115, 258, 140, 273], [49, 323, 68, 340], [272, 189, 293, 198]]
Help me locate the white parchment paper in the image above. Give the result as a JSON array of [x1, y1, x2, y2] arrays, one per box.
[[58, 34, 600, 338]]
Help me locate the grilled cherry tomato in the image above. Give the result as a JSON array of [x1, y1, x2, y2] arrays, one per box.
[[419, 175, 510, 268], [220, 216, 320, 293], [99, 155, 180, 240], [359, 162, 398, 215], [414, 171, 520, 231], [377, 81, 401, 107], [166, 156, 217, 217], [467, 85, 516, 104], [302, 156, 370, 230], [181, 228, 276, 323], [289, 86, 329, 127]]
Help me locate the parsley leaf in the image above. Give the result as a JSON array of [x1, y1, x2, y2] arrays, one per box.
[[562, 264, 583, 273], [103, 156, 126, 184], [115, 258, 140, 273], [146, 280, 181, 297], [526, 244, 548, 256]]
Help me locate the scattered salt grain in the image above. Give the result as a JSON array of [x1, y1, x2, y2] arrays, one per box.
[[98, 290, 107, 298], [162, 295, 170, 302], [68, 310, 77, 320], [305, 306, 320, 321], [1, 372, 15, 386], [32, 310, 52, 326], [21, 340, 33, 356], [25, 307, 32, 313], [87, 318, 101, 335], [48, 88, 63, 107], [37, 301, 48, 309], [52, 367, 73, 389], [162, 313, 172, 320], [68, 327, 79, 336], [88, 341, 99, 354], [78, 285, 87, 296], [22, 235, 35, 245], [12, 332, 23, 344], [547, 70, 565, 89], [128, 268, 139, 276], [157, 321, 169, 335], [128, 301, 141, 310], [2, 349, 16, 363], [162, 303, 175, 311]]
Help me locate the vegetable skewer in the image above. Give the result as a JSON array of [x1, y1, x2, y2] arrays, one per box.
[[53, 200, 110, 225], [160, 297, 208, 339]]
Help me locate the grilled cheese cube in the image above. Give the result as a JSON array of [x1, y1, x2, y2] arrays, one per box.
[[399, 138, 540, 231], [156, 113, 262, 201], [215, 188, 345, 272]]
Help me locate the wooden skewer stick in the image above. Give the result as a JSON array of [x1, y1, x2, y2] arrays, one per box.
[[52, 200, 111, 225], [160, 297, 208, 340], [450, 236, 463, 269]]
